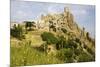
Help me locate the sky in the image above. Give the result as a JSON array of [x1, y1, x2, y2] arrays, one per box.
[[11, 0, 95, 38]]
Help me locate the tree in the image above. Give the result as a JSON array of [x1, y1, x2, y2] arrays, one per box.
[[25, 21, 35, 31], [49, 21, 56, 32], [65, 39, 78, 49], [86, 32, 93, 42], [11, 24, 25, 40], [41, 32, 58, 44], [56, 35, 66, 49], [56, 35, 79, 50], [86, 32, 89, 39]]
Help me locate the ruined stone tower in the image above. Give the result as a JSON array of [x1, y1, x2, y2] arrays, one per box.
[[37, 7, 81, 35]]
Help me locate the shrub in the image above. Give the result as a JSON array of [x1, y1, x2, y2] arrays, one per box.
[[61, 28, 67, 33], [39, 42, 48, 52], [75, 38, 81, 44], [78, 52, 94, 62], [65, 39, 78, 49], [56, 48, 74, 63], [56, 49, 66, 61], [41, 32, 58, 44], [56, 35, 66, 49], [25, 21, 35, 31], [74, 49, 82, 56], [86, 47, 95, 56], [11, 24, 25, 40], [86, 32, 93, 42], [56, 36, 78, 50]]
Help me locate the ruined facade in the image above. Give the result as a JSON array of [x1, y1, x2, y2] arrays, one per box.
[[37, 7, 80, 35]]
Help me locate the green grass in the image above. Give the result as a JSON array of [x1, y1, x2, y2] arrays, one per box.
[[10, 31, 63, 66], [25, 31, 44, 47], [10, 41, 63, 67]]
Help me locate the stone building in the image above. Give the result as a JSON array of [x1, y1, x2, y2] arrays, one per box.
[[36, 7, 81, 35]]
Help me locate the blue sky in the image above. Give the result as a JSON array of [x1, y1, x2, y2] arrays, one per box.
[[11, 1, 95, 38]]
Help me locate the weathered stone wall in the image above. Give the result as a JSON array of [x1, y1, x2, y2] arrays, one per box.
[[37, 7, 82, 36]]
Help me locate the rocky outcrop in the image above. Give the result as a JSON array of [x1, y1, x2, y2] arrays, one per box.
[[38, 7, 82, 37], [37, 7, 95, 54]]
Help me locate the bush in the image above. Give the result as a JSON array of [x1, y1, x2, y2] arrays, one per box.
[[74, 49, 82, 56], [64, 39, 78, 49], [41, 32, 58, 44], [56, 48, 74, 63], [75, 38, 81, 44], [61, 28, 67, 33], [56, 49, 66, 61], [39, 42, 48, 52], [56, 36, 78, 50], [25, 21, 35, 31], [78, 52, 94, 62], [56, 35, 66, 49], [11, 24, 25, 40], [86, 47, 95, 56]]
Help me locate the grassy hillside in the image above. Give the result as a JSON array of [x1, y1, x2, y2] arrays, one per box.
[[10, 28, 95, 67], [10, 42, 63, 67]]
